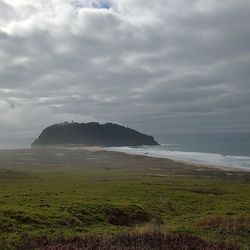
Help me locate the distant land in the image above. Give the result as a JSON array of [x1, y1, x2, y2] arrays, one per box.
[[32, 122, 159, 147]]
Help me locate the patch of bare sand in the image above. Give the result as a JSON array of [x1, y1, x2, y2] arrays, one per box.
[[56, 145, 104, 152]]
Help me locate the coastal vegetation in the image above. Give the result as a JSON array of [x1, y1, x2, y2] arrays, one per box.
[[32, 122, 159, 147], [0, 148, 249, 249]]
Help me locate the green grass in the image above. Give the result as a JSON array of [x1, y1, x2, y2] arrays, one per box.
[[0, 148, 249, 248]]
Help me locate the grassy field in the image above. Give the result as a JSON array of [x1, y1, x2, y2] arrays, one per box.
[[0, 148, 249, 249]]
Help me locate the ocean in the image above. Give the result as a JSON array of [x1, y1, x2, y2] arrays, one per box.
[[107, 133, 250, 170]]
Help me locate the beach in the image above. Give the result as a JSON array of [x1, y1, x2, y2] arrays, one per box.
[[1, 145, 250, 175]]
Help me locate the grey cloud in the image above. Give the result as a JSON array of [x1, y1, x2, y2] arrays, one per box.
[[0, 0, 249, 138], [0, 1, 17, 24]]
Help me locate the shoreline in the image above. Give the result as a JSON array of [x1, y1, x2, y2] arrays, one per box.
[[101, 147, 250, 173], [55, 145, 250, 173], [1, 145, 250, 173]]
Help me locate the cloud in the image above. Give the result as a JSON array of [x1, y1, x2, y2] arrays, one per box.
[[0, 0, 250, 138]]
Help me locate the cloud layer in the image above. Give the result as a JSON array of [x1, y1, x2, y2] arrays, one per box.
[[0, 0, 250, 138]]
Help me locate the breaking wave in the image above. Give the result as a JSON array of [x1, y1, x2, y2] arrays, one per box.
[[106, 145, 250, 170]]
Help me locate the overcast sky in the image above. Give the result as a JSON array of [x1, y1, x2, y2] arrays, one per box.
[[0, 0, 250, 139]]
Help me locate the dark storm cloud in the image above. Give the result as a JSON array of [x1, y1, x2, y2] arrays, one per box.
[[0, 0, 249, 137]]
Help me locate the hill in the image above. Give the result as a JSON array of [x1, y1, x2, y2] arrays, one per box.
[[31, 122, 159, 147]]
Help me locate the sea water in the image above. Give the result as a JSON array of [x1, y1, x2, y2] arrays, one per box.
[[107, 133, 250, 170]]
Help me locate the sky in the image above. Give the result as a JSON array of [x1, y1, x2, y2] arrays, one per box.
[[0, 0, 250, 140]]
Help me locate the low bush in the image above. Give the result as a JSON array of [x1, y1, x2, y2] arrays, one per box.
[[17, 232, 239, 250]]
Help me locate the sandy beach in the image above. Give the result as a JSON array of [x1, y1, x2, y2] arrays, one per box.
[[26, 145, 250, 174], [51, 145, 250, 173]]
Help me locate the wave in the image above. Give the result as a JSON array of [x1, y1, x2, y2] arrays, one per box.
[[105, 146, 250, 170]]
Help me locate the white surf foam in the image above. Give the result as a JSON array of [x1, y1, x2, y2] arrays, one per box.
[[105, 146, 250, 170]]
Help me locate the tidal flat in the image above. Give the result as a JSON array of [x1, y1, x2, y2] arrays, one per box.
[[0, 148, 249, 249]]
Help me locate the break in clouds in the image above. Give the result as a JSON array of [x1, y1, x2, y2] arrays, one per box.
[[0, 0, 250, 138]]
